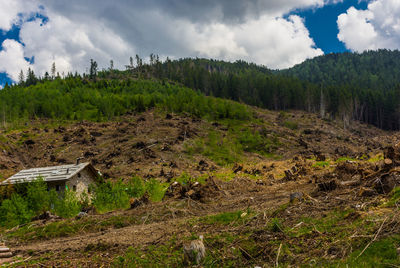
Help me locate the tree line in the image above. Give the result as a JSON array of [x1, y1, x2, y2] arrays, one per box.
[[5, 50, 400, 130], [128, 55, 400, 130]]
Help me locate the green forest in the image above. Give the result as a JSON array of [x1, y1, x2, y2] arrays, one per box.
[[2, 49, 400, 130]]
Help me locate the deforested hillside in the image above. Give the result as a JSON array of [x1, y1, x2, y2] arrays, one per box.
[[1, 60, 400, 267]]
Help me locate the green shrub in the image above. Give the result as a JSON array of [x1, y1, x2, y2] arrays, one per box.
[[126, 176, 146, 198], [0, 194, 33, 228], [174, 172, 192, 185], [387, 187, 400, 207], [52, 190, 82, 218], [92, 181, 130, 213], [199, 131, 241, 165], [26, 178, 50, 214], [145, 179, 168, 202]]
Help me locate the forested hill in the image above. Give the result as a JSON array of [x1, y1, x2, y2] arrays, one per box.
[[146, 56, 400, 130], [2, 50, 400, 131], [281, 49, 400, 91]]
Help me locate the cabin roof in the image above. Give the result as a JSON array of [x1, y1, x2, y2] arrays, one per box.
[[1, 162, 97, 185]]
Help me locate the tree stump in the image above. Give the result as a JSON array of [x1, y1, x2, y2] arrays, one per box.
[[183, 235, 206, 265]]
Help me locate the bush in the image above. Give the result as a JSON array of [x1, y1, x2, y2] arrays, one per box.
[[26, 178, 50, 214], [0, 194, 33, 228], [126, 176, 146, 198], [92, 180, 130, 213], [145, 179, 168, 202], [52, 190, 82, 218]]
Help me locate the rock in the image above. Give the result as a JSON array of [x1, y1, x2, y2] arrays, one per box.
[[76, 212, 88, 219], [183, 235, 206, 265], [290, 192, 303, 203]]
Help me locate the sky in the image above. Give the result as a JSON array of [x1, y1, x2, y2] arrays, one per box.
[[0, 0, 400, 86]]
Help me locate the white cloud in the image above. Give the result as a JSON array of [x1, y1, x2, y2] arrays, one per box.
[[338, 0, 400, 52], [0, 0, 329, 81], [0, 39, 30, 81], [19, 10, 132, 76], [0, 0, 40, 31]]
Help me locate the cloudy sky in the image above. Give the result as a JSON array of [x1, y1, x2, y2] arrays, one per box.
[[0, 0, 399, 85]]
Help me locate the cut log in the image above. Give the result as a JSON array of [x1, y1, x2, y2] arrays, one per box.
[[0, 252, 13, 258], [0, 247, 10, 253], [384, 158, 393, 166]]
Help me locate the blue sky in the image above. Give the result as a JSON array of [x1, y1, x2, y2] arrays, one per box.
[[1, 0, 399, 86], [292, 0, 369, 54], [0, 26, 19, 85]]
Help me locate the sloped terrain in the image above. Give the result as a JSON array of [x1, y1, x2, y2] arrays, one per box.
[[1, 108, 400, 267]]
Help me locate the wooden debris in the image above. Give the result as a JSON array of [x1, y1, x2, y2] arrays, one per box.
[[0, 244, 12, 259]]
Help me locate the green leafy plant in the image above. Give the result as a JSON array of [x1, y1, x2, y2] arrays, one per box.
[[92, 180, 130, 213], [0, 194, 33, 228]]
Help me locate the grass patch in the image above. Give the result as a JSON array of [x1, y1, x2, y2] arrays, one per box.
[[343, 236, 400, 267], [312, 161, 330, 168], [145, 178, 169, 202], [184, 122, 281, 166], [386, 187, 400, 207], [114, 237, 183, 267], [187, 210, 252, 228], [336, 157, 357, 163], [368, 153, 384, 163], [6, 215, 139, 242], [283, 120, 298, 130]]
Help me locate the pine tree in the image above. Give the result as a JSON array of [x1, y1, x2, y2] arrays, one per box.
[[18, 70, 24, 85], [51, 62, 56, 79], [89, 59, 98, 80]]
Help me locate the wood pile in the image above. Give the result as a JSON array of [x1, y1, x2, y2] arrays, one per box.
[[0, 243, 12, 259]]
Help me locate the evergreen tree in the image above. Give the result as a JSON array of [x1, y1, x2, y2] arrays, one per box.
[[51, 62, 56, 79], [18, 70, 24, 85], [89, 59, 98, 80]]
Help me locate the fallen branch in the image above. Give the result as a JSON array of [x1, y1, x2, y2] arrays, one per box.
[[138, 143, 157, 152], [356, 217, 388, 260], [7, 256, 32, 266], [275, 243, 282, 267]]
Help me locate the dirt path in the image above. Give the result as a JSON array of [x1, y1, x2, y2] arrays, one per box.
[[11, 178, 313, 257]]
